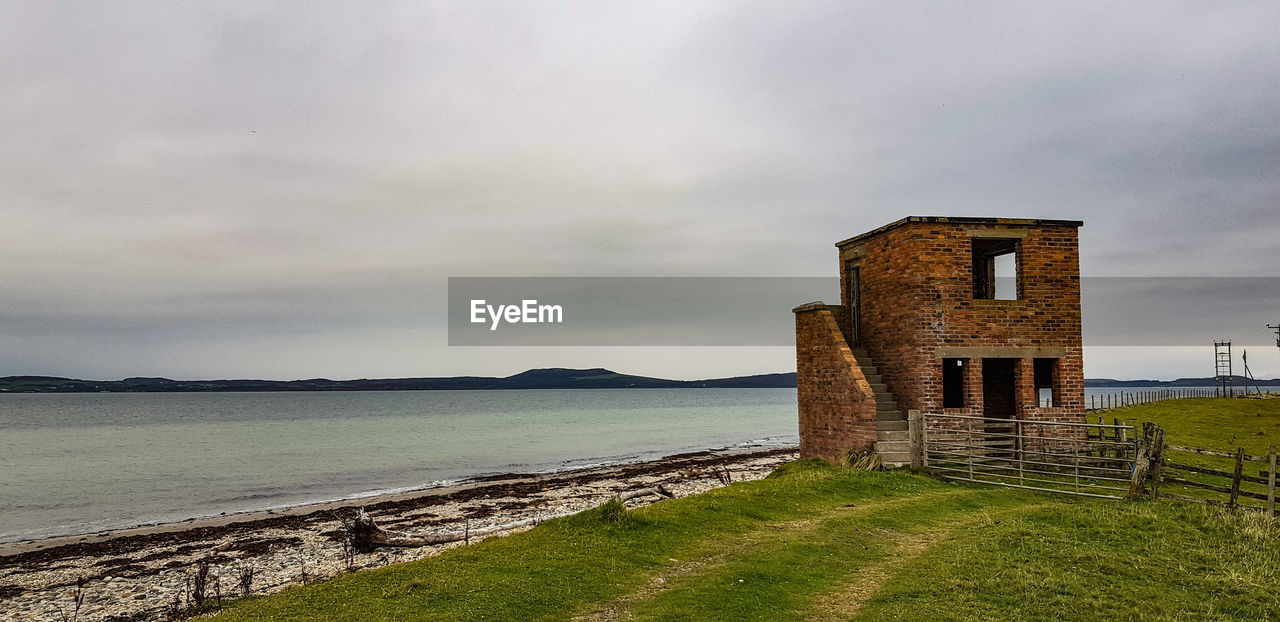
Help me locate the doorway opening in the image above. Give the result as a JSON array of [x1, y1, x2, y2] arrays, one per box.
[[981, 358, 1018, 454], [844, 261, 862, 347]]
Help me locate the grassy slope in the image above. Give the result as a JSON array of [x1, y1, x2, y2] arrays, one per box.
[[1101, 395, 1280, 455], [1104, 396, 1280, 509], [217, 434, 1280, 620]]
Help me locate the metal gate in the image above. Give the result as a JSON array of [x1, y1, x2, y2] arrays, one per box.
[[918, 412, 1138, 499]]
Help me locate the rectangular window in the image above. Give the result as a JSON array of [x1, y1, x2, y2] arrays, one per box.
[[1034, 358, 1057, 407], [942, 358, 966, 408], [972, 238, 1019, 300]]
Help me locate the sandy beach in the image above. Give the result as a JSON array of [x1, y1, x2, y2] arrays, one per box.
[[0, 446, 798, 621]]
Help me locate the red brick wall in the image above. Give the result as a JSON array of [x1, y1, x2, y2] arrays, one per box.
[[835, 219, 1084, 425], [793, 303, 878, 462]]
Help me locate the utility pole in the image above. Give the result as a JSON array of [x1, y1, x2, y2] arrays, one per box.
[[1242, 350, 1262, 395]]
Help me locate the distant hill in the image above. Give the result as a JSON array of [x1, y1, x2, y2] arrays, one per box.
[[5, 369, 1273, 393], [1084, 375, 1280, 387], [0, 369, 800, 393]]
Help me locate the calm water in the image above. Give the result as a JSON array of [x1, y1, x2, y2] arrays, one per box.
[[3, 386, 1265, 544], [0, 389, 798, 544]]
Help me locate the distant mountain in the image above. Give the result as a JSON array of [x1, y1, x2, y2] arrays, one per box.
[[0, 368, 800, 393], [6, 369, 1273, 393], [1084, 375, 1280, 387]]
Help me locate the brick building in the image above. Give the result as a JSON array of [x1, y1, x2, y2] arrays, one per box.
[[793, 216, 1085, 466]]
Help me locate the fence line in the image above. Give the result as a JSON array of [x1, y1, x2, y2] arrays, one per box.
[[1160, 444, 1277, 514], [911, 411, 1277, 516], [1087, 388, 1217, 411]]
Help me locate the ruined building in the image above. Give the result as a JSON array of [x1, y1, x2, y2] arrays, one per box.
[[793, 217, 1086, 466]]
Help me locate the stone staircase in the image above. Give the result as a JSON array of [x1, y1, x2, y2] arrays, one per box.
[[851, 348, 911, 468]]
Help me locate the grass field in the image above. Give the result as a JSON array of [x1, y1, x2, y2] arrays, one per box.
[[1103, 395, 1280, 510], [214, 398, 1280, 621], [1099, 395, 1279, 455]]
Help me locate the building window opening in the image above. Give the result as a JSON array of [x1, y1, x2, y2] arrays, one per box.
[[972, 237, 1019, 300], [942, 358, 966, 408], [1034, 358, 1058, 407]]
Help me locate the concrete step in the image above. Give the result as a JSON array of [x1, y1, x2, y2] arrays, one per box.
[[875, 438, 911, 450], [875, 401, 899, 411], [868, 382, 887, 392], [859, 365, 879, 376], [863, 374, 882, 384], [875, 453, 911, 466], [876, 419, 908, 432], [874, 395, 895, 405], [878, 410, 904, 421], [851, 348, 869, 358], [877, 430, 909, 442]]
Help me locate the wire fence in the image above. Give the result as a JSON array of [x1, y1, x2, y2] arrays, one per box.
[[1087, 388, 1216, 410]]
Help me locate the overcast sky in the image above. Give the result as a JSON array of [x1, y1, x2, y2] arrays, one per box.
[[2, 1, 1278, 381]]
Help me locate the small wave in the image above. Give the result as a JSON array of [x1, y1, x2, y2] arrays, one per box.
[[734, 435, 799, 448], [0, 479, 464, 545], [262, 479, 463, 510], [4, 439, 796, 544]]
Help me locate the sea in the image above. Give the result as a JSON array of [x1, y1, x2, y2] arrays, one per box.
[[1, 385, 1267, 545], [0, 388, 798, 544]]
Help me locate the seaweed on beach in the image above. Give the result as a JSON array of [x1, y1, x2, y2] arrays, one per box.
[[4, 447, 795, 572]]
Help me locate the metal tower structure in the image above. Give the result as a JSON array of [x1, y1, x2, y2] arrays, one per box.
[[1214, 340, 1233, 397]]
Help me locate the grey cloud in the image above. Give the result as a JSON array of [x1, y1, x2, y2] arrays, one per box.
[[1, 1, 1278, 378]]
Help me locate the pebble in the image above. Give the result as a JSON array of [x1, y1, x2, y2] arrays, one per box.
[[0, 450, 795, 621]]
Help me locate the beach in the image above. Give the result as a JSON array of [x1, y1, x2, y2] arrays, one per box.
[[0, 388, 800, 546], [0, 446, 798, 621]]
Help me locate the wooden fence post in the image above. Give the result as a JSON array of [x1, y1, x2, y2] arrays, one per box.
[[1150, 425, 1165, 500], [1230, 447, 1244, 508], [908, 410, 923, 469], [1114, 418, 1123, 458], [1129, 423, 1152, 498], [1268, 445, 1276, 516]]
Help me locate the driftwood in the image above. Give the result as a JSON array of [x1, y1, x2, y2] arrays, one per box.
[[351, 510, 536, 552], [617, 484, 674, 503], [352, 484, 675, 552]]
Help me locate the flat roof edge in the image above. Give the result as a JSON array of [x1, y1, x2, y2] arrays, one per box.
[[835, 216, 1084, 248]]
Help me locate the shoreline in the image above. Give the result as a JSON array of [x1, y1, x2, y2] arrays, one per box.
[[0, 472, 530, 558], [0, 441, 794, 557], [0, 445, 799, 621]]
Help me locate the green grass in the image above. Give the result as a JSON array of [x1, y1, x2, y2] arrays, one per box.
[[855, 500, 1278, 621], [215, 449, 1280, 620], [1102, 395, 1280, 456], [1104, 396, 1280, 509]]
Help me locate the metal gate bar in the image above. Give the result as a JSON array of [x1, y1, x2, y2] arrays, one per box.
[[919, 412, 1138, 500]]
